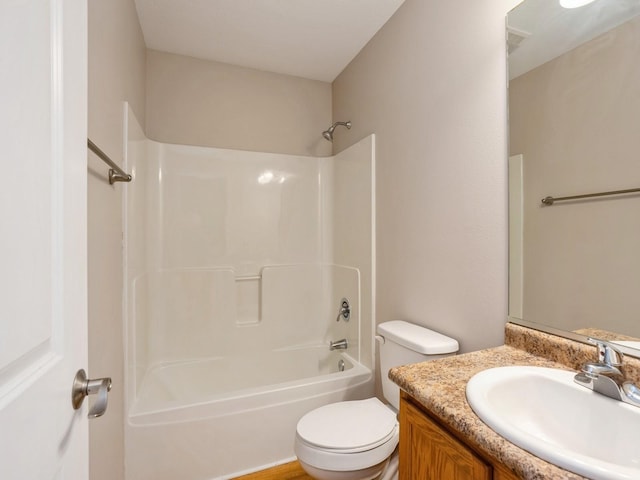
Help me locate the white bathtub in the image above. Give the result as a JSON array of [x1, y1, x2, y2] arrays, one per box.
[[125, 347, 373, 480], [123, 119, 376, 479]]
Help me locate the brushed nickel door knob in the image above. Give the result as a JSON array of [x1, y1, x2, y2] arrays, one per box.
[[71, 369, 112, 418]]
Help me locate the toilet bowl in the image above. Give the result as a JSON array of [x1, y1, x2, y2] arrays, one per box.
[[295, 398, 398, 480], [294, 321, 459, 480]]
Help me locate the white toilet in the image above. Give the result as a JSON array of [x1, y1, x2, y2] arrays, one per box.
[[294, 320, 459, 480]]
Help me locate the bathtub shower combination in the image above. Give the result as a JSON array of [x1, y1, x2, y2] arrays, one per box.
[[122, 106, 376, 480]]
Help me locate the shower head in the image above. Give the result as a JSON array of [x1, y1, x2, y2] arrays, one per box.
[[322, 121, 352, 142]]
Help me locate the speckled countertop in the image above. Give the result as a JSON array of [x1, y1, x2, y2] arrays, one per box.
[[389, 323, 640, 480]]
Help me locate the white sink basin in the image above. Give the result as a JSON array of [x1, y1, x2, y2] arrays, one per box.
[[466, 366, 640, 480]]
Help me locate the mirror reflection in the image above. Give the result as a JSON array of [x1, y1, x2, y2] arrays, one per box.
[[507, 0, 640, 348]]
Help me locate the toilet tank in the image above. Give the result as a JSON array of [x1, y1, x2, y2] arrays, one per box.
[[377, 320, 459, 411]]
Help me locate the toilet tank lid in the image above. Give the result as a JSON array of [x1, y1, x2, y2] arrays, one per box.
[[377, 320, 459, 355]]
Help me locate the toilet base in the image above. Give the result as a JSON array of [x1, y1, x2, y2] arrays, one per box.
[[379, 450, 398, 480], [298, 458, 389, 480], [298, 449, 398, 480]]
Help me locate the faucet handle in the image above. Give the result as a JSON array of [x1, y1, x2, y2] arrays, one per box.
[[588, 338, 623, 366], [335, 298, 350, 322]]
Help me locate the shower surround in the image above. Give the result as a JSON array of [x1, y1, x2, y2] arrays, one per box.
[[122, 106, 375, 479]]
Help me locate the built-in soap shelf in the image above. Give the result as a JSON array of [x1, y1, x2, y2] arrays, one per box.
[[149, 265, 358, 329], [234, 272, 261, 326], [233, 265, 315, 327], [235, 274, 261, 281]]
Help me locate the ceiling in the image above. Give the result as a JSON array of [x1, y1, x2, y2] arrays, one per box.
[[134, 0, 405, 83], [507, 0, 640, 79]]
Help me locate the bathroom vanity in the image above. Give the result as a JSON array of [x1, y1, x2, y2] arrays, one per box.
[[390, 323, 640, 480], [399, 392, 517, 480]]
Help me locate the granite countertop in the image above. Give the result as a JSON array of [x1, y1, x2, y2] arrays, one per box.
[[388, 323, 622, 480]]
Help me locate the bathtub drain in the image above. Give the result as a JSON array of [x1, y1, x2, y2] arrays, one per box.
[[338, 359, 345, 372]]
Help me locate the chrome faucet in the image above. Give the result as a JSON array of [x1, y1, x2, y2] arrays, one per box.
[[329, 339, 348, 351], [574, 338, 640, 407]]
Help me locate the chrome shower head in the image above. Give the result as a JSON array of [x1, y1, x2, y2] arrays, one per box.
[[322, 121, 351, 142]]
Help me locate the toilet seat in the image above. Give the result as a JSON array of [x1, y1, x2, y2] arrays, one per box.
[[297, 398, 397, 452], [295, 398, 399, 471]]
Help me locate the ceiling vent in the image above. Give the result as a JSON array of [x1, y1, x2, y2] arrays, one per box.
[[507, 26, 531, 54]]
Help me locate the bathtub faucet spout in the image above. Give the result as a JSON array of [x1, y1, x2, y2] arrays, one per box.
[[329, 339, 348, 351]]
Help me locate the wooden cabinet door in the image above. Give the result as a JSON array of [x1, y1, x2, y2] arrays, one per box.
[[400, 398, 491, 480]]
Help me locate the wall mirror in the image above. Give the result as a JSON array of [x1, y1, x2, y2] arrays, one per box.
[[507, 0, 640, 355]]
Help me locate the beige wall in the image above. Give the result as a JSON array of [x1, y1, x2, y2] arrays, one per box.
[[510, 17, 640, 336], [333, 0, 520, 354], [86, 0, 523, 474], [145, 50, 332, 157], [87, 0, 146, 479]]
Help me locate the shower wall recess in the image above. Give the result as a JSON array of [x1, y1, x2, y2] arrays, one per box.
[[122, 103, 375, 479]]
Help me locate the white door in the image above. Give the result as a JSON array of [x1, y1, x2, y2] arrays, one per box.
[[0, 0, 89, 479]]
